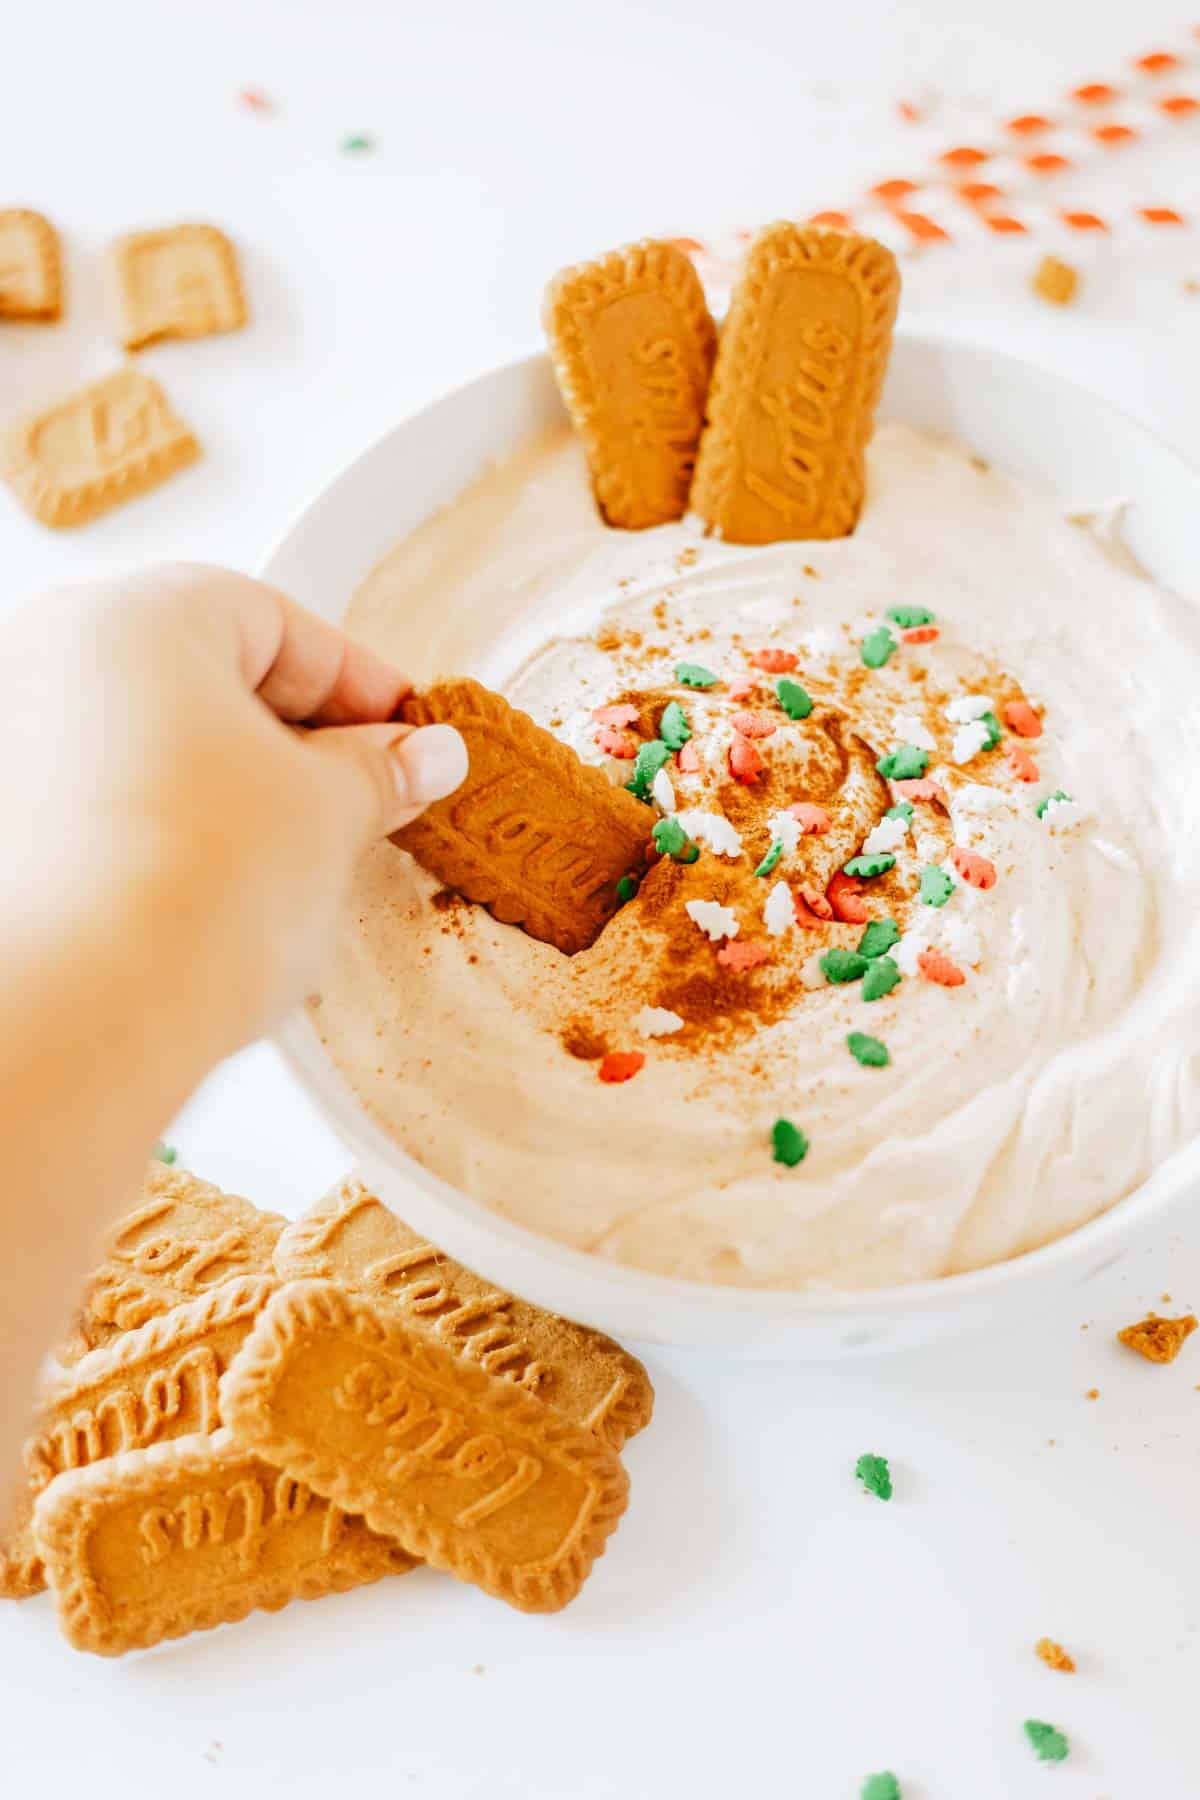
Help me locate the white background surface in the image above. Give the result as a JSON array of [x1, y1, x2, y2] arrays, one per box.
[[3, 2, 1200, 1793]]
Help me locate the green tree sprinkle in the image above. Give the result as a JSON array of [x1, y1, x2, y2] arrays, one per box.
[[1023, 1721, 1069, 1764], [626, 739, 672, 800], [860, 1775, 901, 1800], [675, 661, 718, 689], [860, 627, 897, 669], [855, 1453, 892, 1500], [659, 701, 691, 749], [885, 605, 934, 629], [771, 1118, 809, 1167], [820, 948, 869, 985], [776, 677, 813, 720], [857, 919, 899, 959], [876, 745, 929, 781], [861, 956, 902, 1002]]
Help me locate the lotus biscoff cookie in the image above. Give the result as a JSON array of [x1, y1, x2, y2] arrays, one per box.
[[543, 240, 716, 529], [274, 1177, 653, 1449], [0, 209, 62, 320], [392, 678, 650, 954], [63, 1160, 285, 1361], [110, 223, 247, 350], [1, 365, 199, 528], [0, 1276, 276, 1600], [690, 223, 900, 544], [221, 1281, 629, 1613], [35, 1430, 416, 1656]]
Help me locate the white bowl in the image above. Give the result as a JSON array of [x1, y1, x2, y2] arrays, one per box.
[[264, 337, 1200, 1357]]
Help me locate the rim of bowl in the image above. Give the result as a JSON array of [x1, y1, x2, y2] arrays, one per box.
[[263, 331, 1200, 1323]]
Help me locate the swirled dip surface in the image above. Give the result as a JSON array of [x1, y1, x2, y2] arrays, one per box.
[[313, 424, 1200, 1290]]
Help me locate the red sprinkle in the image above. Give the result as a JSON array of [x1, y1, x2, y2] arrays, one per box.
[[1093, 122, 1137, 145], [598, 1051, 645, 1084], [827, 870, 869, 924], [749, 648, 798, 673], [1161, 94, 1200, 117], [727, 676, 758, 700], [894, 209, 951, 243], [1026, 152, 1073, 175], [594, 724, 637, 758], [1140, 206, 1186, 225], [1002, 699, 1042, 738], [1005, 741, 1039, 783], [894, 777, 947, 806], [957, 180, 1005, 206], [810, 210, 852, 230], [729, 734, 765, 785], [871, 178, 920, 201], [902, 625, 940, 643], [731, 711, 778, 740], [897, 100, 923, 124], [1072, 82, 1118, 105], [1061, 210, 1108, 232], [787, 802, 831, 834], [1006, 113, 1053, 135], [677, 741, 701, 773], [238, 87, 273, 112], [717, 939, 771, 971], [592, 703, 639, 728], [985, 215, 1028, 235], [796, 885, 833, 923], [950, 847, 997, 890], [1135, 52, 1180, 74], [918, 948, 966, 987], [939, 145, 990, 168]]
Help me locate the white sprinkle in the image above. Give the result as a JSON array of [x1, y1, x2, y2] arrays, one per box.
[[633, 1006, 685, 1039], [674, 809, 742, 858], [942, 914, 983, 967], [800, 952, 826, 990], [763, 880, 795, 937], [951, 720, 991, 765], [946, 694, 993, 724], [1041, 794, 1086, 832], [1089, 836, 1135, 870], [862, 815, 908, 856], [685, 898, 740, 941], [766, 810, 802, 855], [651, 767, 676, 814], [893, 714, 936, 752], [890, 931, 928, 978], [803, 625, 842, 660], [953, 781, 1007, 818]]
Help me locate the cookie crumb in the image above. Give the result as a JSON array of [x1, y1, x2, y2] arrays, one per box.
[[1032, 254, 1079, 306], [1085, 1388, 1099, 1401], [1118, 1312, 1197, 1364], [1036, 1637, 1076, 1673]]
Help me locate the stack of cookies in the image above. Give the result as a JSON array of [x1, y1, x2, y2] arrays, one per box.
[[1, 1161, 652, 1655], [543, 221, 901, 544]]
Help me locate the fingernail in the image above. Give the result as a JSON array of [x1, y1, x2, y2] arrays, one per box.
[[392, 723, 468, 807]]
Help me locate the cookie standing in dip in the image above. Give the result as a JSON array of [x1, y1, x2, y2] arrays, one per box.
[[309, 417, 1200, 1291]]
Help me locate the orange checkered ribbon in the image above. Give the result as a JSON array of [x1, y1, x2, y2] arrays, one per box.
[[679, 31, 1197, 288]]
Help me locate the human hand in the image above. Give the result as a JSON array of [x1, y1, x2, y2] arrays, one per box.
[[2, 562, 467, 1060]]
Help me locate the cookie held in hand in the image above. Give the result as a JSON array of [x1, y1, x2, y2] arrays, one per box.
[[392, 678, 649, 955]]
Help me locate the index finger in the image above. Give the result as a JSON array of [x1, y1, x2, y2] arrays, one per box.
[[133, 563, 412, 725]]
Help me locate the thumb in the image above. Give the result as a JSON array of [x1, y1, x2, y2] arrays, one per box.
[[303, 719, 468, 849]]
